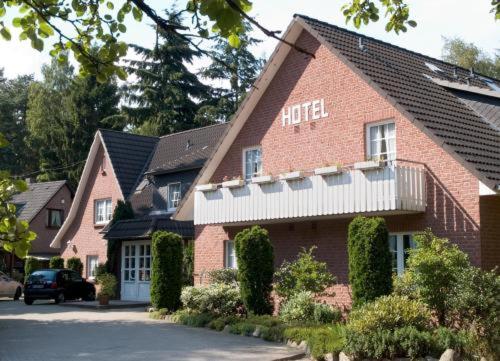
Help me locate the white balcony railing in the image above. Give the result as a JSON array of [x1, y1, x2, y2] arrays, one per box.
[[194, 165, 426, 225]]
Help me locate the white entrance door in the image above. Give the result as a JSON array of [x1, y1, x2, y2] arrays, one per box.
[[121, 241, 151, 301]]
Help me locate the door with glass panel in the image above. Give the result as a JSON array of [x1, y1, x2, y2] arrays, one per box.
[[121, 241, 151, 301], [389, 234, 415, 276]]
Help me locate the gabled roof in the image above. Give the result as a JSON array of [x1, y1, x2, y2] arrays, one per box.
[[11, 180, 69, 222], [146, 123, 229, 175], [174, 14, 500, 221], [99, 129, 158, 198]]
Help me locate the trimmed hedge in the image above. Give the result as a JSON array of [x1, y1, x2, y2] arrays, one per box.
[[49, 256, 64, 269], [235, 225, 274, 315], [24, 257, 40, 280], [151, 231, 183, 311], [66, 257, 83, 275], [348, 216, 392, 306]]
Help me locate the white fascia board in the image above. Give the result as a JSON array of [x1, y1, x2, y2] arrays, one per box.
[[479, 180, 498, 196], [173, 19, 305, 221]]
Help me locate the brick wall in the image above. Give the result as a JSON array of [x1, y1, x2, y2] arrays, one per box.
[[194, 30, 486, 306], [60, 144, 123, 277], [29, 185, 72, 255]]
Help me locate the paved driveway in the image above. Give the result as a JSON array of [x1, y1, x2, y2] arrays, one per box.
[[0, 299, 300, 361]]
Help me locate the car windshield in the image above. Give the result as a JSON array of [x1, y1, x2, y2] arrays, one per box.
[[28, 270, 56, 282]]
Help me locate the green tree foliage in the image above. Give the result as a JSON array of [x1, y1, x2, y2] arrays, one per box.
[[393, 230, 469, 325], [151, 231, 183, 311], [106, 200, 134, 274], [26, 57, 123, 187], [348, 216, 392, 307], [234, 225, 274, 315], [182, 241, 194, 286], [0, 136, 36, 258], [198, 26, 265, 123], [274, 246, 336, 300], [24, 256, 40, 278], [122, 11, 213, 136], [66, 257, 83, 275], [0, 69, 38, 175], [49, 256, 64, 269], [442, 37, 500, 79]]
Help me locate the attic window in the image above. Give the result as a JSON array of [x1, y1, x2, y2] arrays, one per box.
[[481, 77, 500, 92], [425, 62, 444, 74], [100, 156, 107, 174]]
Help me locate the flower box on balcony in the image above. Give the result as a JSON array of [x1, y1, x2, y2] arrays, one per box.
[[279, 171, 304, 181], [222, 179, 245, 188], [354, 160, 383, 171], [314, 166, 341, 176], [196, 183, 218, 192], [251, 175, 275, 184]]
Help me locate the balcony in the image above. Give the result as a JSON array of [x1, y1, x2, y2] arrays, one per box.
[[194, 165, 426, 225]]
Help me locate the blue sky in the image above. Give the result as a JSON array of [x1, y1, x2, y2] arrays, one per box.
[[0, 0, 498, 79]]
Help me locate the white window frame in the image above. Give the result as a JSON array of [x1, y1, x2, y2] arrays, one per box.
[[167, 182, 182, 212], [366, 120, 396, 162], [242, 146, 263, 181], [94, 198, 112, 225], [86, 255, 99, 279], [225, 240, 237, 269], [389, 232, 415, 276]]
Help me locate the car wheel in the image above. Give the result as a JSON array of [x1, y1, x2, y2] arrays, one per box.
[[24, 297, 34, 305], [83, 290, 96, 301], [54, 292, 65, 304], [13, 287, 22, 301]]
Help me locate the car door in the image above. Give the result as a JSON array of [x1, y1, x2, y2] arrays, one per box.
[[68, 271, 83, 299], [0, 272, 8, 296]]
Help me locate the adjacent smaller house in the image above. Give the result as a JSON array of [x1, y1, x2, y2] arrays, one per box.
[[3, 180, 72, 273]]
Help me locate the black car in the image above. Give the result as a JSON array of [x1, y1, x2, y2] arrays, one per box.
[[24, 269, 96, 305]]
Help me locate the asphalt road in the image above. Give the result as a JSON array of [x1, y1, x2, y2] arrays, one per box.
[[0, 298, 300, 361]]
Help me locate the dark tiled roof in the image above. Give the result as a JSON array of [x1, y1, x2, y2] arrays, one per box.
[[451, 90, 500, 130], [297, 15, 500, 185], [99, 130, 158, 198], [11, 180, 68, 222], [146, 123, 229, 175], [103, 216, 194, 240]]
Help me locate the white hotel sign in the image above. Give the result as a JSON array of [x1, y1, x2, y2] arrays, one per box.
[[282, 99, 329, 127]]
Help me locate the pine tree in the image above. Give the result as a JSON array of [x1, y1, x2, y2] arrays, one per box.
[[123, 11, 211, 136], [198, 26, 265, 123]]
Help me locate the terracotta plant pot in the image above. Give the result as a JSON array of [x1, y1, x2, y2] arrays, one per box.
[[98, 294, 110, 305]]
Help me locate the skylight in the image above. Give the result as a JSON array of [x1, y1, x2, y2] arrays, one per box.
[[425, 62, 444, 74], [481, 77, 500, 92]]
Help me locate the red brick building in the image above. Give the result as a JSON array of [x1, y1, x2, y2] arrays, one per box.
[[174, 15, 500, 306]]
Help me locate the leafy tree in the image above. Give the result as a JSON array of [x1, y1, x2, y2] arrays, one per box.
[[0, 135, 36, 258], [67, 257, 83, 275], [106, 200, 134, 274], [0, 69, 38, 176], [442, 37, 500, 79], [348, 216, 392, 307], [198, 27, 265, 122], [182, 241, 194, 286], [49, 256, 64, 269], [234, 225, 274, 315], [122, 11, 212, 136], [151, 231, 183, 311], [26, 58, 122, 187]]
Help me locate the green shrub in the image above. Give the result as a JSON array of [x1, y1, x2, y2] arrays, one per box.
[[260, 325, 285, 342], [180, 283, 241, 316], [347, 216, 392, 306], [49, 256, 64, 269], [245, 314, 282, 328], [347, 294, 431, 334], [274, 246, 336, 300], [207, 318, 228, 331], [284, 325, 345, 358], [149, 308, 169, 320], [24, 257, 40, 280], [182, 241, 194, 286], [208, 268, 238, 285], [313, 303, 342, 324], [66, 257, 83, 275], [95, 263, 107, 278], [279, 291, 315, 323], [234, 225, 274, 315], [96, 273, 117, 297], [151, 231, 183, 311], [171, 309, 214, 327], [432, 327, 472, 356], [230, 322, 256, 336]]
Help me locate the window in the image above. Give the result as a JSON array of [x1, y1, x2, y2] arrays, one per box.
[[243, 147, 262, 181], [48, 209, 63, 228], [86, 256, 99, 279], [225, 240, 237, 269], [367, 121, 396, 161], [123, 244, 136, 282], [94, 199, 112, 224], [138, 244, 151, 282], [389, 233, 415, 276], [167, 183, 182, 211]]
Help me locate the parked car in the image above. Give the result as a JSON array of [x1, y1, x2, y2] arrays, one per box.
[[0, 271, 23, 300], [24, 269, 96, 305]]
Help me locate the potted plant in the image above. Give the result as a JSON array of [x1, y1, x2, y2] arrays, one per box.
[[96, 273, 117, 305]]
